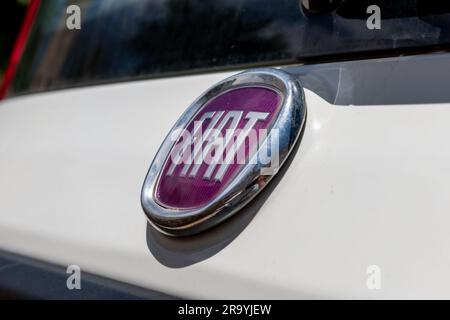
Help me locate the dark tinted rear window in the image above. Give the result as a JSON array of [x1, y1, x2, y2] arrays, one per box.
[[11, 0, 450, 95]]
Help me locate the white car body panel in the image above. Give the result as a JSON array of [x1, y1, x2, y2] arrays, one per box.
[[1, 56, 450, 298]]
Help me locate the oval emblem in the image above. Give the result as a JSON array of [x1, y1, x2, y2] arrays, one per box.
[[141, 68, 306, 236]]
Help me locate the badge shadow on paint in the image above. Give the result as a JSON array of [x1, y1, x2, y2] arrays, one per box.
[[142, 68, 307, 267], [145, 128, 304, 268]]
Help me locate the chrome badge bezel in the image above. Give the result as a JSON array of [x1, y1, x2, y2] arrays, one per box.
[[141, 68, 306, 236]]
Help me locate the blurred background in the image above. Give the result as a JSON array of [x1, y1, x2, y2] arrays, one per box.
[[0, 0, 28, 83]]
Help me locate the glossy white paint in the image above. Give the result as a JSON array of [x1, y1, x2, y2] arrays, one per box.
[[1, 65, 450, 298]]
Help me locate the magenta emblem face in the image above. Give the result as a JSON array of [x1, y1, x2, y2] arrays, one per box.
[[141, 69, 306, 236], [155, 87, 281, 209]]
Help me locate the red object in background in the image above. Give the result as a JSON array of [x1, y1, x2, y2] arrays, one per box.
[[0, 0, 41, 99]]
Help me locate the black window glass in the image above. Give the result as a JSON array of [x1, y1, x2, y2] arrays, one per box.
[[11, 0, 450, 95]]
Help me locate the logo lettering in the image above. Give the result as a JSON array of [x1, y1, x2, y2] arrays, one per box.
[[168, 110, 269, 181]]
